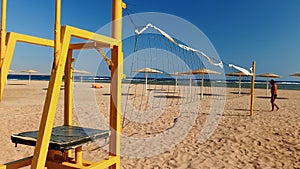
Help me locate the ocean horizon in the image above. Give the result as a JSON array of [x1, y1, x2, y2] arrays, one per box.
[[7, 74, 300, 90]]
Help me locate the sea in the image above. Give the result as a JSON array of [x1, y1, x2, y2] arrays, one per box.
[[7, 74, 300, 90]]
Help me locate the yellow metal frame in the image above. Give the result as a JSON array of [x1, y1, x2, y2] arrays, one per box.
[[0, 0, 124, 168], [0, 32, 54, 100]]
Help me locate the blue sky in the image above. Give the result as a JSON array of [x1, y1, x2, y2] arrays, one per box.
[[3, 0, 300, 80]]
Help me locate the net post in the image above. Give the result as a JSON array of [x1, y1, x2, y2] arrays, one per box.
[[250, 61, 256, 116]]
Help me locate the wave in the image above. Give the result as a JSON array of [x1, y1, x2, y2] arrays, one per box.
[[277, 81, 300, 85]]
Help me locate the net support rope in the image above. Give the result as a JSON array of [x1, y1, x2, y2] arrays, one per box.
[[134, 23, 224, 68]]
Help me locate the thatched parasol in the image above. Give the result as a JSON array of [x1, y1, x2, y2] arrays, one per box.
[[8, 69, 15, 73], [73, 69, 90, 83], [256, 73, 281, 96], [132, 68, 163, 94], [226, 71, 251, 95], [21, 69, 38, 84], [181, 68, 220, 99], [289, 72, 300, 77], [168, 72, 184, 88]]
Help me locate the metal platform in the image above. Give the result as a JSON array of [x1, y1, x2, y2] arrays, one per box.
[[11, 125, 110, 151]]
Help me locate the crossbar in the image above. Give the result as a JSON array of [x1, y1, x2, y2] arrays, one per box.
[[64, 26, 119, 46], [69, 42, 111, 50]]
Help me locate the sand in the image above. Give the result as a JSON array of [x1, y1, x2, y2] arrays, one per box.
[[0, 80, 299, 168]]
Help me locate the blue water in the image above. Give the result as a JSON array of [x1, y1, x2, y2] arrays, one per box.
[[7, 74, 300, 90]]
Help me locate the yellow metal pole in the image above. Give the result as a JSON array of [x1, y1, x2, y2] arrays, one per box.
[[0, 0, 6, 64], [0, 33, 54, 101], [64, 49, 73, 158], [54, 0, 61, 67], [30, 26, 71, 169], [0, 33, 17, 102], [64, 49, 73, 126], [31, 0, 63, 168], [75, 146, 83, 166], [0, 0, 7, 102], [250, 61, 256, 116], [110, 0, 125, 169]]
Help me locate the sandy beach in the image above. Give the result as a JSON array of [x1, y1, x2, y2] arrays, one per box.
[[0, 80, 299, 168]]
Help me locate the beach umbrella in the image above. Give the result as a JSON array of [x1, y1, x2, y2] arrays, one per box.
[[73, 69, 90, 83], [8, 69, 15, 73], [6, 70, 15, 84], [289, 72, 300, 77], [168, 72, 184, 88], [21, 69, 38, 85], [226, 71, 251, 95], [181, 68, 220, 99], [132, 68, 163, 95], [256, 73, 281, 96]]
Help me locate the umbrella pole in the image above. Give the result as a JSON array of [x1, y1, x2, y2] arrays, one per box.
[[201, 74, 204, 99], [266, 78, 269, 96], [175, 76, 178, 88], [189, 76, 192, 96], [238, 76, 241, 96], [29, 73, 31, 85], [145, 72, 148, 96]]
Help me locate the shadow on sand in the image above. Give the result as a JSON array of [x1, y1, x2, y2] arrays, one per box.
[[102, 93, 134, 96], [154, 95, 184, 99], [256, 96, 288, 99], [8, 83, 27, 86]]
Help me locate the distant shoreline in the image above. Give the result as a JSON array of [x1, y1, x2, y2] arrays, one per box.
[[7, 74, 300, 90]]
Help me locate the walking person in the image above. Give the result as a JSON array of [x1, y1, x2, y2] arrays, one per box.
[[270, 79, 279, 111]]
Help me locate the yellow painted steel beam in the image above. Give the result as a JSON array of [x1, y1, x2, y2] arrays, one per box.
[[4, 32, 53, 47], [46, 158, 93, 169], [64, 49, 73, 159], [0, 0, 7, 67], [64, 49, 73, 126], [75, 146, 83, 166], [0, 156, 32, 169], [109, 45, 122, 156], [109, 1, 124, 169], [31, 26, 71, 169], [30, 23, 121, 168], [84, 156, 120, 169], [46, 161, 82, 169], [0, 32, 17, 101], [0, 32, 54, 101], [69, 42, 111, 50], [0, 26, 114, 101], [54, 0, 61, 67], [0, 0, 6, 102], [63, 25, 119, 46]]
